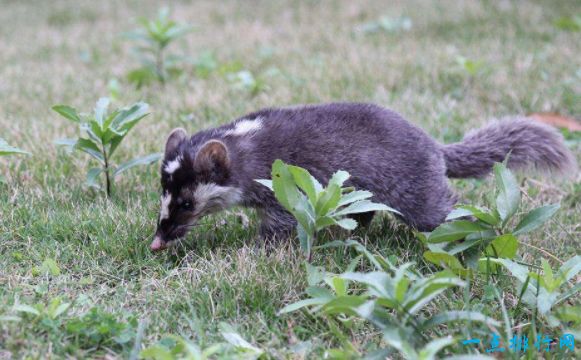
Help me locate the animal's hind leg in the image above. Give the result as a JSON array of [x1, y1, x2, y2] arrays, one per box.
[[258, 207, 296, 244], [350, 211, 375, 228]]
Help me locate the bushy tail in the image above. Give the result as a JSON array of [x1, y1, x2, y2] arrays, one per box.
[[442, 117, 577, 178]]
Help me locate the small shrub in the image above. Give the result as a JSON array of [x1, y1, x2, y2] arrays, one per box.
[[422, 162, 561, 275], [65, 307, 137, 350], [124, 7, 193, 88], [257, 160, 400, 259], [489, 256, 581, 320], [140, 323, 265, 360], [53, 97, 161, 197], [280, 240, 497, 359]]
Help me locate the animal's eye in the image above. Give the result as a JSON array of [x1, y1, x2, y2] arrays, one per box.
[[181, 201, 193, 210]]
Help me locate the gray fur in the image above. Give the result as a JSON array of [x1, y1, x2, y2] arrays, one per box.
[[154, 103, 575, 248], [443, 117, 576, 178]]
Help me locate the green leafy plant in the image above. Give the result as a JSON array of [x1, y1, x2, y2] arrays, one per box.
[[280, 240, 498, 359], [422, 162, 560, 275], [488, 256, 581, 319], [12, 298, 71, 331], [124, 7, 193, 87], [140, 323, 265, 360], [53, 97, 161, 197], [257, 160, 400, 259], [65, 307, 137, 350]]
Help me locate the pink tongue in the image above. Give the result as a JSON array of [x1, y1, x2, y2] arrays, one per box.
[[150, 237, 167, 251]]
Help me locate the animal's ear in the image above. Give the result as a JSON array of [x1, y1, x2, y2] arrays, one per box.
[[194, 140, 230, 172], [165, 128, 187, 156]]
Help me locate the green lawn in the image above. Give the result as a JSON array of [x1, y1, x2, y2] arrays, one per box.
[[1, 0, 580, 358]]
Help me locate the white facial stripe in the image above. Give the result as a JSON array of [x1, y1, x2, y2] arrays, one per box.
[[224, 117, 263, 137], [160, 193, 172, 220], [193, 183, 242, 215], [164, 156, 182, 174]]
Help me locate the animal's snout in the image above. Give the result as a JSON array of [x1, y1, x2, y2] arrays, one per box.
[[150, 235, 168, 251]]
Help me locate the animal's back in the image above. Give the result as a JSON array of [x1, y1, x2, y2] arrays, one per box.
[[240, 103, 454, 230]]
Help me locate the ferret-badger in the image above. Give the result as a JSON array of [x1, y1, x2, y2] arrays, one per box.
[[151, 103, 575, 251]]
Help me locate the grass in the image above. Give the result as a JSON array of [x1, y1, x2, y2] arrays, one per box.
[[0, 0, 580, 358]]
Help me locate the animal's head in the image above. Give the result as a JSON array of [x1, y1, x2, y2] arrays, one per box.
[[151, 128, 242, 251]]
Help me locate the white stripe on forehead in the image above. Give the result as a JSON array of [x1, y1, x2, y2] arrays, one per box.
[[160, 193, 172, 220], [164, 156, 182, 174], [224, 117, 263, 137]]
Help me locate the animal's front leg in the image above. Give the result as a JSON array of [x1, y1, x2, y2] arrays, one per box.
[[258, 207, 296, 243]]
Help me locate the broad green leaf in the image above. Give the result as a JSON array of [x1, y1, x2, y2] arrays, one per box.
[[315, 183, 341, 216], [86, 167, 103, 189], [335, 218, 357, 230], [94, 97, 110, 128], [315, 216, 337, 230], [320, 296, 368, 316], [255, 179, 273, 190], [404, 274, 465, 314], [333, 200, 401, 217], [306, 264, 326, 286], [514, 204, 560, 235], [288, 165, 322, 204], [382, 328, 418, 358], [51, 302, 71, 319], [89, 118, 105, 139], [447, 205, 499, 225], [328, 170, 350, 187], [271, 159, 302, 212], [337, 190, 373, 207], [418, 337, 455, 360], [485, 234, 518, 259], [340, 272, 391, 298], [422, 310, 500, 329], [494, 162, 520, 222], [219, 323, 264, 355], [107, 134, 125, 157], [445, 207, 473, 221], [278, 297, 329, 314], [423, 251, 465, 270], [102, 109, 121, 130], [13, 304, 40, 316], [110, 102, 150, 132], [395, 276, 410, 303], [555, 283, 581, 306], [74, 138, 104, 163], [560, 255, 581, 282], [54, 138, 77, 149], [483, 258, 530, 283], [330, 277, 348, 296], [292, 195, 316, 235], [428, 220, 489, 243], [297, 223, 311, 254], [113, 153, 162, 178], [0, 138, 29, 156], [52, 105, 81, 123], [445, 236, 487, 255], [541, 258, 558, 291]]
